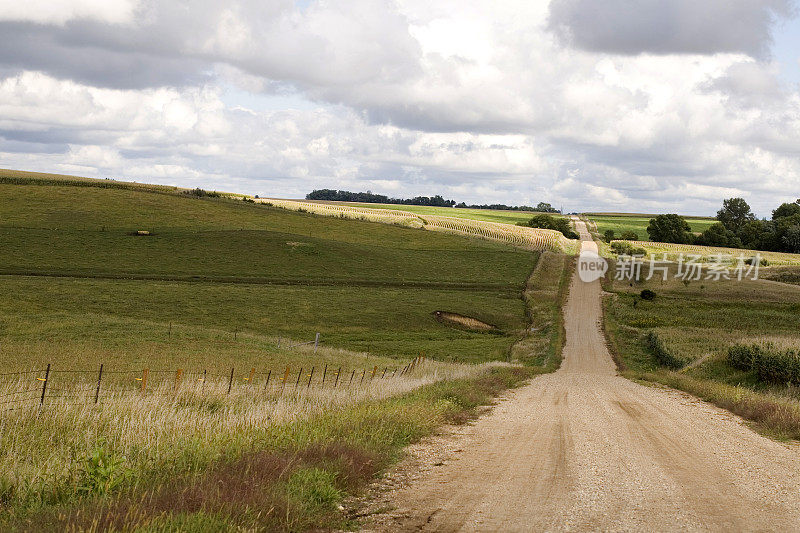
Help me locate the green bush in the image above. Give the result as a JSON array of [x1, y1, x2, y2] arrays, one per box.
[[611, 241, 647, 256], [639, 289, 656, 301], [604, 229, 615, 243], [517, 214, 579, 239], [184, 188, 221, 198], [77, 439, 131, 497], [644, 331, 685, 369], [620, 230, 639, 240]]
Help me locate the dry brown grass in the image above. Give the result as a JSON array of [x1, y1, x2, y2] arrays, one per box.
[[0, 360, 506, 508]]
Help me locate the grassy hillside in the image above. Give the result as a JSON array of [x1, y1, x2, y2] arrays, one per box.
[[603, 262, 800, 438], [0, 179, 541, 372]]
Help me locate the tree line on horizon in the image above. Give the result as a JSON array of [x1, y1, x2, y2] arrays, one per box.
[[305, 189, 560, 213], [607, 198, 800, 254]]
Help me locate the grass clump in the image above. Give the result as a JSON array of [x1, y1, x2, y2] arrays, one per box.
[[610, 241, 647, 256], [77, 439, 132, 498], [644, 331, 685, 369], [728, 342, 800, 385]]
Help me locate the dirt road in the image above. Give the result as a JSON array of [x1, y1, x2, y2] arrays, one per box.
[[380, 221, 800, 531]]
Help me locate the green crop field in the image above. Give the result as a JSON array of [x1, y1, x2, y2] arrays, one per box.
[[587, 213, 716, 241], [306, 200, 561, 225]]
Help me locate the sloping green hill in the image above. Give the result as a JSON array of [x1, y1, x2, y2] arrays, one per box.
[[0, 174, 542, 369]]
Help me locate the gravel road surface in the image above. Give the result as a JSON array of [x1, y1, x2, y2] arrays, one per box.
[[380, 220, 800, 532]]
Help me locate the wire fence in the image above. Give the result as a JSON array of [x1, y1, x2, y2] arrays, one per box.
[[0, 354, 427, 414]]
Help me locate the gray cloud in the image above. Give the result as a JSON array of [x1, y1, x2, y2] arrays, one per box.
[[0, 22, 210, 89], [548, 0, 793, 57], [1, 1, 800, 214]]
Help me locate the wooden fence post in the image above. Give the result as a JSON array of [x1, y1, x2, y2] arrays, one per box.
[[281, 366, 290, 393], [94, 363, 103, 404], [246, 367, 255, 384], [371, 366, 378, 380], [39, 363, 51, 406], [174, 368, 183, 392]]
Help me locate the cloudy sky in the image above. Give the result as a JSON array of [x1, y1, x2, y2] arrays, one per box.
[[1, 0, 799, 215]]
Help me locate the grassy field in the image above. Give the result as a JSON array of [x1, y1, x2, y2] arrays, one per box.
[[587, 213, 716, 241], [0, 181, 546, 368], [603, 261, 800, 438], [304, 200, 560, 225], [0, 171, 571, 529]]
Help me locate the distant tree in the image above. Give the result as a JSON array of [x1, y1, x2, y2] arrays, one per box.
[[773, 201, 800, 220], [695, 223, 742, 248], [184, 188, 220, 198], [535, 202, 559, 213], [717, 197, 755, 232], [738, 219, 776, 250], [646, 214, 693, 244], [619, 230, 639, 241], [304, 189, 554, 210], [519, 214, 579, 239], [775, 213, 800, 253], [782, 225, 800, 253], [306, 189, 341, 201], [604, 229, 615, 243]]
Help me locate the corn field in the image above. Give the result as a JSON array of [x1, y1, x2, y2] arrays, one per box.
[[258, 198, 578, 254], [421, 215, 577, 254], [617, 240, 800, 265], [259, 198, 423, 228]]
